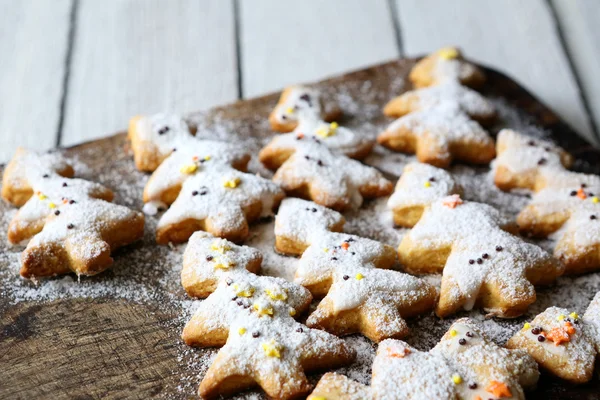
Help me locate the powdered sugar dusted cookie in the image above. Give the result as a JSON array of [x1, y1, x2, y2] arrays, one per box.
[[274, 198, 345, 256], [295, 232, 436, 342], [384, 81, 496, 124], [260, 116, 374, 170], [517, 172, 600, 274], [2, 148, 144, 278], [181, 232, 262, 298], [398, 196, 564, 318], [180, 236, 355, 399], [493, 129, 574, 192], [378, 102, 495, 168], [387, 162, 462, 227], [507, 306, 598, 383], [371, 319, 539, 399], [273, 143, 393, 211], [156, 166, 285, 244], [307, 372, 370, 400], [268, 85, 341, 133], [409, 47, 486, 88]]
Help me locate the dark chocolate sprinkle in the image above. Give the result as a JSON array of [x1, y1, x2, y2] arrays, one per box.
[[252, 332, 260, 338], [591, 215, 597, 220], [62, 182, 68, 187], [54, 210, 60, 216], [43, 174, 49, 178], [192, 191, 199, 196], [468, 259, 475, 265], [69, 200, 76, 204], [296, 327, 303, 333], [331, 257, 338, 261], [538, 335, 545, 342], [570, 190, 577, 196], [537, 158, 547, 165], [482, 253, 489, 259], [312, 208, 317, 212], [458, 338, 466, 345], [206, 255, 213, 261], [531, 328, 541, 335], [466, 331, 473, 337], [469, 383, 478, 390], [343, 275, 349, 280], [496, 246, 503, 251], [476, 258, 483, 264], [67, 224, 74, 229]]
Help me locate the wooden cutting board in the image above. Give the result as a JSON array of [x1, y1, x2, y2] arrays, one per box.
[[1, 57, 599, 400]]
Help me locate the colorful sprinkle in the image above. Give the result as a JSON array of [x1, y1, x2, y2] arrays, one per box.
[[577, 188, 587, 199], [223, 177, 241, 188], [452, 374, 462, 384], [387, 346, 410, 358], [265, 288, 288, 301], [523, 322, 531, 330], [592, 196, 599, 204], [236, 288, 255, 298], [449, 329, 457, 337], [569, 312, 579, 320], [180, 164, 198, 174], [289, 308, 296, 317], [261, 340, 282, 358], [355, 273, 364, 280], [438, 47, 459, 60], [253, 303, 274, 317], [238, 327, 246, 335], [557, 314, 565, 321], [38, 193, 47, 200], [211, 240, 231, 253], [341, 242, 350, 250], [424, 181, 431, 188], [486, 381, 511, 398], [442, 194, 463, 209], [48, 202, 56, 209]]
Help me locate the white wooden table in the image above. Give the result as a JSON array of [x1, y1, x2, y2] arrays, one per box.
[[1, 0, 599, 163]]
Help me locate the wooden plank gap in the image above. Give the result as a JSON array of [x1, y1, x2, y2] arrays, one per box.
[[55, 0, 79, 147], [387, 0, 405, 57], [546, 0, 600, 144], [233, 0, 244, 99]]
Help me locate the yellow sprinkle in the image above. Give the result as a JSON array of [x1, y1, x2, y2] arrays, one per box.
[[355, 273, 364, 281], [204, 155, 211, 161], [214, 259, 236, 270], [438, 47, 459, 60], [262, 340, 282, 358], [223, 177, 241, 188], [238, 327, 246, 335], [286, 107, 294, 114], [289, 308, 296, 316], [449, 329, 457, 337], [38, 193, 47, 200], [180, 164, 198, 174], [523, 322, 531, 330], [48, 202, 56, 209], [323, 247, 329, 253], [308, 397, 326, 400], [211, 240, 231, 253], [592, 196, 599, 204], [424, 181, 431, 188], [557, 314, 565, 321], [452, 374, 462, 385], [237, 288, 255, 298], [570, 312, 579, 320], [254, 303, 274, 317], [265, 288, 287, 301]]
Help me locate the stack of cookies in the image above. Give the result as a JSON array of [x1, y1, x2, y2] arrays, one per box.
[[3, 47, 599, 399]]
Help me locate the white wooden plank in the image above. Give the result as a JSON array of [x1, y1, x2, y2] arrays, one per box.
[[552, 0, 600, 143], [395, 0, 596, 144], [0, 0, 72, 162], [61, 0, 238, 146], [240, 0, 400, 98]]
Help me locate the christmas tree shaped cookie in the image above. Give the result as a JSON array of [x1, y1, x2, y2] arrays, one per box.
[[308, 319, 539, 399], [271, 142, 392, 211], [180, 234, 354, 399], [507, 303, 600, 383], [409, 46, 487, 88], [398, 196, 564, 318], [2, 148, 144, 278]]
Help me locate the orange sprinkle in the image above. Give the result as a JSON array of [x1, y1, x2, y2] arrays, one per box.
[[546, 326, 571, 346], [296, 133, 304, 139], [486, 381, 512, 398], [564, 321, 576, 335], [192, 156, 199, 161], [62, 199, 69, 204], [474, 397, 482, 400], [443, 194, 463, 209], [341, 242, 350, 250], [577, 188, 587, 199], [387, 347, 410, 358]]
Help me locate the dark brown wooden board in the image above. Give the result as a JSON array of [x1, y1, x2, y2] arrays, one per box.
[[1, 58, 600, 400]]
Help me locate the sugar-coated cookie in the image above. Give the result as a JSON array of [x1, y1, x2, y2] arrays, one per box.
[[398, 196, 564, 318], [260, 115, 374, 170], [517, 171, 600, 274], [309, 319, 539, 400], [293, 231, 435, 342], [387, 162, 462, 227], [180, 235, 355, 399], [378, 102, 495, 168], [583, 292, 600, 354], [307, 372, 371, 400], [2, 148, 144, 278], [493, 129, 574, 192], [274, 198, 345, 256], [410, 47, 486, 89], [268, 85, 341, 133], [507, 305, 599, 383], [155, 166, 285, 244], [272, 143, 392, 211], [384, 81, 496, 124]]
